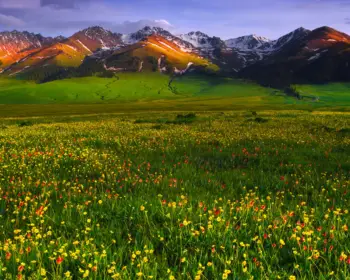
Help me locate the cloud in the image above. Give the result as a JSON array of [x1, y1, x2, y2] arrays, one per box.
[[0, 0, 349, 39], [112, 19, 174, 33], [0, 0, 40, 8], [40, 0, 96, 9], [0, 13, 25, 27]]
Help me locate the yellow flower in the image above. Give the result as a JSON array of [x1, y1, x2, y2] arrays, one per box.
[[40, 268, 46, 276], [140, 205, 145, 211], [280, 239, 285, 246], [222, 274, 228, 280], [207, 262, 213, 267], [169, 276, 175, 280], [64, 271, 71, 278], [83, 270, 89, 278], [289, 276, 296, 280]]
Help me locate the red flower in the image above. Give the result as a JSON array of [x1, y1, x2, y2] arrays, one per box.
[[5, 252, 11, 260], [18, 265, 25, 272], [263, 233, 268, 239], [280, 176, 285, 181], [56, 256, 64, 265], [179, 223, 184, 228]]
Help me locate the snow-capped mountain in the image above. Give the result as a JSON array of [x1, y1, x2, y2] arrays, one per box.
[[1, 24, 350, 86], [240, 26, 350, 87], [122, 26, 195, 52], [0, 31, 65, 67], [221, 27, 312, 69], [179, 31, 226, 50], [225, 35, 272, 50], [71, 26, 123, 50], [0, 31, 63, 55]]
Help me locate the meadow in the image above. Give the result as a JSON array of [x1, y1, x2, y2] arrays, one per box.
[[0, 111, 349, 279]]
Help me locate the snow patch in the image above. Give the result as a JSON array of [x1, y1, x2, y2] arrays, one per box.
[[76, 40, 92, 53], [308, 53, 321, 61], [63, 44, 77, 52], [158, 41, 181, 53]]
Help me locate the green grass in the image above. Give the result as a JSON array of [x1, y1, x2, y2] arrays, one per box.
[[0, 111, 349, 279], [296, 83, 350, 106], [0, 76, 349, 118], [0, 73, 277, 105]]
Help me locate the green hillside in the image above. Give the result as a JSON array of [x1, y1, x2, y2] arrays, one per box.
[[296, 83, 350, 107], [0, 73, 279, 104], [0, 74, 349, 117]]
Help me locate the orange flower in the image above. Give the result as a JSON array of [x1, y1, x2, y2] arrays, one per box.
[[5, 252, 11, 260], [56, 256, 64, 265]]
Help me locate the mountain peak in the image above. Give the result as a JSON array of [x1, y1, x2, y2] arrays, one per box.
[[125, 26, 172, 43], [187, 31, 209, 37], [179, 31, 224, 49], [225, 34, 272, 50]]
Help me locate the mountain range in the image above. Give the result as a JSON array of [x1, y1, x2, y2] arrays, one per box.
[[0, 25, 350, 87]]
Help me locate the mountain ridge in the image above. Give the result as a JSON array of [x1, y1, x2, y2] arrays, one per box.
[[0, 25, 349, 87]]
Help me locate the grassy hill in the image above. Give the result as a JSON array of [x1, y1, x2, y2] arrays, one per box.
[[296, 83, 350, 107], [0, 74, 349, 117], [0, 73, 276, 104]]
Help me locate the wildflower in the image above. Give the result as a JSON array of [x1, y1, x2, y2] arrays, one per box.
[[289, 276, 296, 280], [140, 205, 145, 211], [83, 270, 89, 278], [280, 239, 285, 246], [40, 268, 46, 276], [56, 256, 64, 265], [18, 264, 25, 272]]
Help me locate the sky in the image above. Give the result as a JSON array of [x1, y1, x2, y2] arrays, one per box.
[[0, 0, 350, 39]]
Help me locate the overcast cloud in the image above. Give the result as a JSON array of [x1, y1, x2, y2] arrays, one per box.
[[0, 0, 349, 39]]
